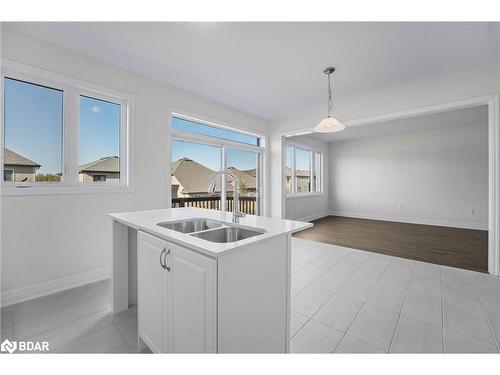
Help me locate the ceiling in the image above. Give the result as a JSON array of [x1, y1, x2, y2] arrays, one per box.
[[4, 22, 498, 121], [302, 105, 488, 143]]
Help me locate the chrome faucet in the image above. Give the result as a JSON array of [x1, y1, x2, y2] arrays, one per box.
[[208, 168, 246, 223]]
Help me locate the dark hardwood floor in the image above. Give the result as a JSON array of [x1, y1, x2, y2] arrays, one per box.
[[293, 216, 488, 272]]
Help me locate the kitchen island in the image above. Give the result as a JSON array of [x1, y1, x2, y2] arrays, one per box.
[[109, 207, 312, 353]]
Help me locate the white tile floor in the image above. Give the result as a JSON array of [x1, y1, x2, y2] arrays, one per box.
[[289, 238, 500, 353], [1, 238, 500, 353]]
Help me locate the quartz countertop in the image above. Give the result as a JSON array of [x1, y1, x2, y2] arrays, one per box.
[[109, 207, 312, 257]]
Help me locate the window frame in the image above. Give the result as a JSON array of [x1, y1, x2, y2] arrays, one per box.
[[169, 111, 266, 215], [285, 141, 324, 198], [1, 59, 134, 196]]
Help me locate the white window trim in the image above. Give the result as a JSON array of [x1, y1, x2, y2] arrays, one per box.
[[285, 141, 324, 198], [1, 59, 134, 196], [169, 111, 266, 215]]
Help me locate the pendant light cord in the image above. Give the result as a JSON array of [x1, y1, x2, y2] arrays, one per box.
[[327, 71, 333, 117]]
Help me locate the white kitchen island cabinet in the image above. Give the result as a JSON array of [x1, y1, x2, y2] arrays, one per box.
[[110, 208, 312, 353], [138, 231, 216, 353]]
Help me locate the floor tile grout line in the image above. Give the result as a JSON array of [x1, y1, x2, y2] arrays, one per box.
[[387, 261, 416, 353], [337, 255, 395, 353], [292, 250, 353, 291], [109, 321, 134, 353], [24, 309, 112, 350], [291, 243, 332, 272], [290, 253, 372, 342], [11, 283, 112, 343], [14, 303, 110, 342], [291, 250, 361, 300], [471, 276, 500, 352]]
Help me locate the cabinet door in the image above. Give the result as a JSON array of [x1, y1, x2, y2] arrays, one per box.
[[137, 231, 168, 353], [167, 242, 217, 353]]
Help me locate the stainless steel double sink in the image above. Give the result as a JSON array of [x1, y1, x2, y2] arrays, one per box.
[[157, 218, 265, 243]]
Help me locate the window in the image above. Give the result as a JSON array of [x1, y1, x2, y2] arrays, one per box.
[[171, 115, 264, 215], [4, 169, 13, 181], [172, 116, 260, 146], [3, 78, 63, 183], [285, 143, 323, 196], [2, 61, 133, 195], [93, 175, 107, 182], [295, 148, 311, 193], [79, 96, 121, 184]]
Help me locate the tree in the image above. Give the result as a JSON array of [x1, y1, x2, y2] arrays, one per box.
[[35, 173, 61, 182]]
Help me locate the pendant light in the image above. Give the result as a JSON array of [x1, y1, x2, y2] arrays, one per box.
[[313, 67, 345, 133]]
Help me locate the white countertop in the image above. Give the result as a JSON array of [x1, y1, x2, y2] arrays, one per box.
[[109, 207, 312, 258]]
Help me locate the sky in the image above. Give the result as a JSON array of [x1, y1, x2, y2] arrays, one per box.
[[4, 78, 120, 174]]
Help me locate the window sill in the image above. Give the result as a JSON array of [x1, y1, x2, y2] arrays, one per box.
[[1, 184, 134, 196], [286, 192, 324, 199]]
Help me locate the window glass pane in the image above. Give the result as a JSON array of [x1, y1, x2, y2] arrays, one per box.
[[172, 116, 259, 146], [314, 152, 322, 193], [295, 148, 311, 193], [226, 148, 259, 215], [4, 78, 63, 182], [171, 140, 222, 210], [79, 96, 121, 183], [285, 145, 293, 193]]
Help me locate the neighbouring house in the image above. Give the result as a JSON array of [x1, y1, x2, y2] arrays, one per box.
[[3, 148, 40, 182], [285, 167, 313, 193], [79, 156, 120, 182], [171, 157, 256, 198]]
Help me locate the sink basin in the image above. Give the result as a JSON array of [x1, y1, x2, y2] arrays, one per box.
[[190, 226, 264, 243], [157, 219, 223, 233]]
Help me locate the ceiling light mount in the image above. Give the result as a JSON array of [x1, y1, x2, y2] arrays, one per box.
[[313, 66, 345, 133], [323, 67, 335, 75]]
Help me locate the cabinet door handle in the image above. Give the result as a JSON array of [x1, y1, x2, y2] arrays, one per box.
[[160, 248, 167, 269], [165, 248, 171, 272]]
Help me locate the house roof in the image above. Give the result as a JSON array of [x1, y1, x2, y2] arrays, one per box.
[[243, 168, 256, 177], [79, 156, 119, 173], [171, 158, 256, 194], [4, 148, 41, 167], [284, 167, 311, 177]]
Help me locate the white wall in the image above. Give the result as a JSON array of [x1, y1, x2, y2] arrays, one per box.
[[0, 28, 269, 294], [330, 123, 489, 229], [284, 134, 329, 221]]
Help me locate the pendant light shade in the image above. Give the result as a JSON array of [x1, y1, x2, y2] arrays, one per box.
[[313, 116, 346, 133], [313, 67, 345, 133]]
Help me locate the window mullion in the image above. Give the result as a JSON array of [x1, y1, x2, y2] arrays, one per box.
[[221, 144, 227, 212], [291, 146, 296, 194], [310, 151, 314, 193], [63, 88, 78, 186]]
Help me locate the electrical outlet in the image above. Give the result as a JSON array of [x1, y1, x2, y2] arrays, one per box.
[[398, 204, 403, 210], [467, 209, 475, 215]]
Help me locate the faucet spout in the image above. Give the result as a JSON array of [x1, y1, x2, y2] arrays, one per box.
[[207, 169, 246, 223]]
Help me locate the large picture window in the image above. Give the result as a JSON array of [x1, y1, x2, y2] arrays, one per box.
[[285, 143, 323, 196], [1, 61, 133, 195], [171, 114, 264, 215]]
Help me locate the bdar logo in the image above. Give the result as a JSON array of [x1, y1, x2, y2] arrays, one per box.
[[1, 339, 17, 354]]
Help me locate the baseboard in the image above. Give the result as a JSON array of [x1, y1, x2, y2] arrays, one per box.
[[296, 212, 330, 222], [330, 210, 488, 230], [0, 267, 111, 308]]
